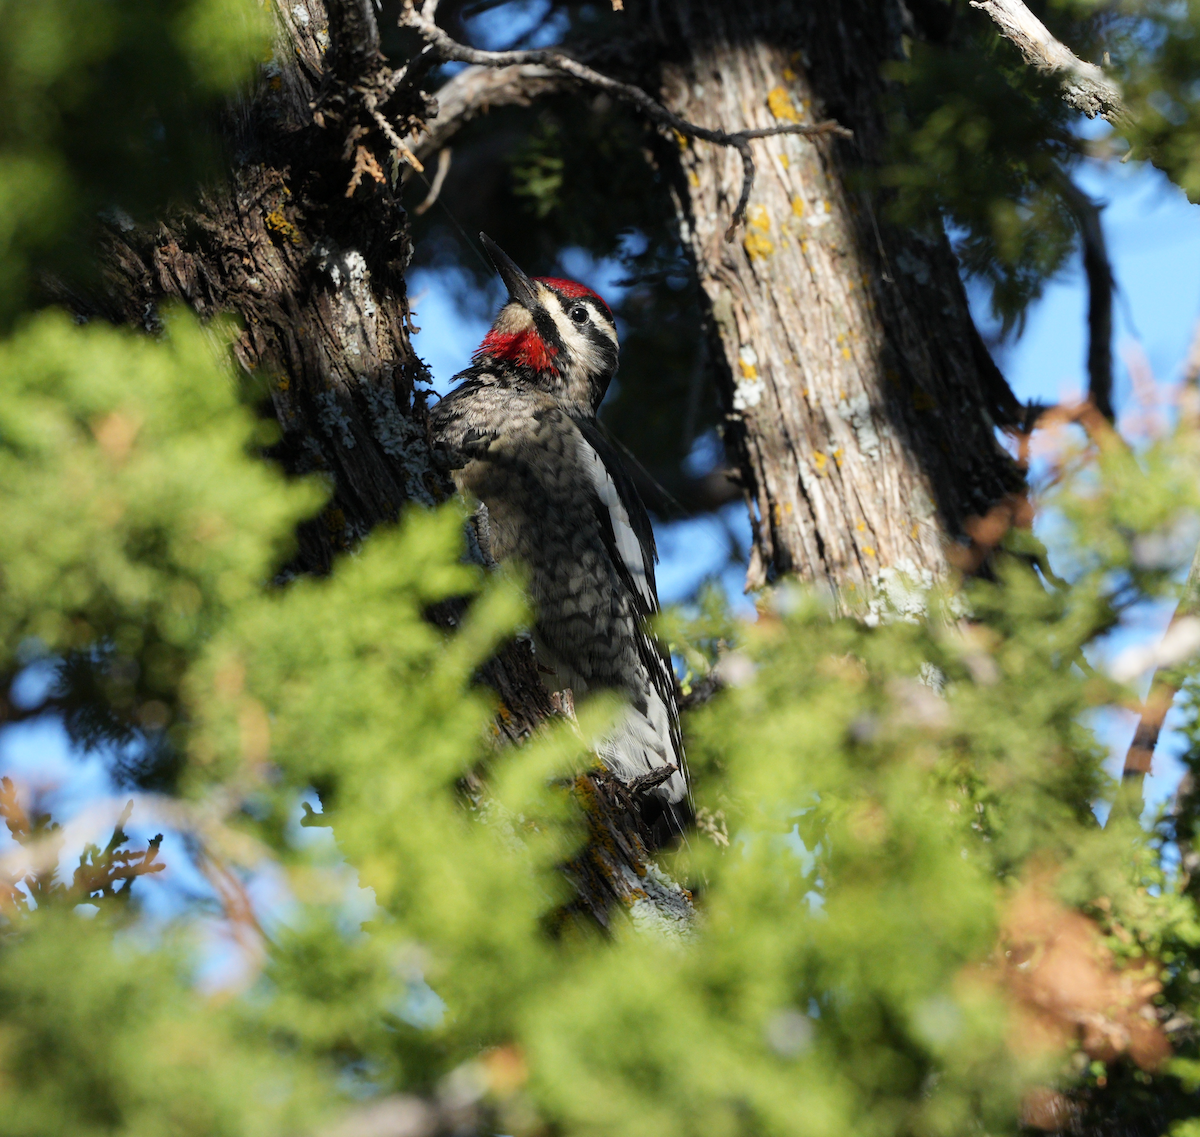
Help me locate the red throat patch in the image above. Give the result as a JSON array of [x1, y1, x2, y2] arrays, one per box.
[[475, 328, 559, 373]]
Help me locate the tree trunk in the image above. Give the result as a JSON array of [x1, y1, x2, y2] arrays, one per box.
[[84, 0, 660, 926], [657, 0, 1023, 596], [98, 1, 434, 578]]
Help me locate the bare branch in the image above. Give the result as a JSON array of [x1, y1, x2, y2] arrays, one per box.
[[1061, 180, 1115, 421], [1113, 545, 1200, 821], [399, 0, 852, 238], [401, 63, 567, 181], [969, 0, 1127, 123], [414, 146, 453, 214]]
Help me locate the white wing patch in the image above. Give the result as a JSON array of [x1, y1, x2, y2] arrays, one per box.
[[576, 435, 655, 610]]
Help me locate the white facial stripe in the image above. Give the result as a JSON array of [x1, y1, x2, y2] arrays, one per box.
[[590, 303, 618, 345], [538, 288, 617, 355], [540, 289, 592, 364]]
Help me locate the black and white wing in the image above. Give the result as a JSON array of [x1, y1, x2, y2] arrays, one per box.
[[574, 420, 689, 823]]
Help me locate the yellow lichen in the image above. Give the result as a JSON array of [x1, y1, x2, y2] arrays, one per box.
[[791, 195, 805, 217], [276, 374, 290, 391], [833, 448, 844, 467], [782, 67, 797, 82], [265, 207, 301, 245], [767, 86, 800, 123], [813, 451, 827, 474], [842, 347, 852, 360], [748, 204, 771, 231], [779, 154, 790, 170], [738, 360, 758, 381], [688, 170, 700, 188], [863, 546, 876, 558], [673, 129, 688, 150], [856, 520, 866, 532], [743, 230, 774, 260]]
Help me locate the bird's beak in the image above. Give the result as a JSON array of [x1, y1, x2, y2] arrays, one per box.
[[480, 233, 539, 310]]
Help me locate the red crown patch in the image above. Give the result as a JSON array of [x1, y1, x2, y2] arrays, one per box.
[[533, 277, 613, 320]]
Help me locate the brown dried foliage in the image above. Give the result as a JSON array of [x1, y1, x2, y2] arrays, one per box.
[[990, 878, 1169, 1074], [0, 777, 164, 922]]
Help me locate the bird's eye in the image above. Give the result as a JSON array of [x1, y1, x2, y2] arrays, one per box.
[[569, 305, 589, 324]]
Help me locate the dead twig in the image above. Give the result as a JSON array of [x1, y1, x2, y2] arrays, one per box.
[[969, 0, 1127, 123], [415, 147, 453, 215], [399, 0, 852, 239], [0, 781, 165, 914], [346, 143, 388, 197]]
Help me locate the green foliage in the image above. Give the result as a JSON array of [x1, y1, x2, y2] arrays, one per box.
[[1117, 1, 1200, 200], [884, 27, 1083, 328], [9, 298, 1200, 1135], [0, 910, 322, 1137], [0, 0, 268, 322], [10, 3, 1200, 1137], [0, 310, 319, 772]]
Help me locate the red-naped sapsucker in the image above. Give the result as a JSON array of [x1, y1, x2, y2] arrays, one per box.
[[428, 234, 689, 835]]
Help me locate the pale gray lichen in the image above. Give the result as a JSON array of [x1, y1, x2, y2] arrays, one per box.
[[312, 242, 378, 362], [918, 660, 947, 694], [733, 344, 766, 411], [838, 390, 881, 461], [864, 558, 968, 628], [358, 376, 436, 506], [628, 860, 696, 942], [865, 560, 935, 627], [315, 389, 356, 449]]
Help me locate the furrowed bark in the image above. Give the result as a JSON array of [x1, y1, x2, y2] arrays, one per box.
[[657, 0, 1023, 595], [99, 0, 435, 574]]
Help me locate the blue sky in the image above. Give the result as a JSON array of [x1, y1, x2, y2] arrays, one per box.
[[978, 152, 1200, 815]]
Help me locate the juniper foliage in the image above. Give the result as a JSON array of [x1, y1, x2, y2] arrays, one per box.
[[7, 3, 1200, 1137]]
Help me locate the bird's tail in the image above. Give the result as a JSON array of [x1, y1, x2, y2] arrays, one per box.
[[597, 678, 691, 838]]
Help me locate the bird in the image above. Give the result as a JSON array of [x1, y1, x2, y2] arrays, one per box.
[[428, 233, 689, 837]]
